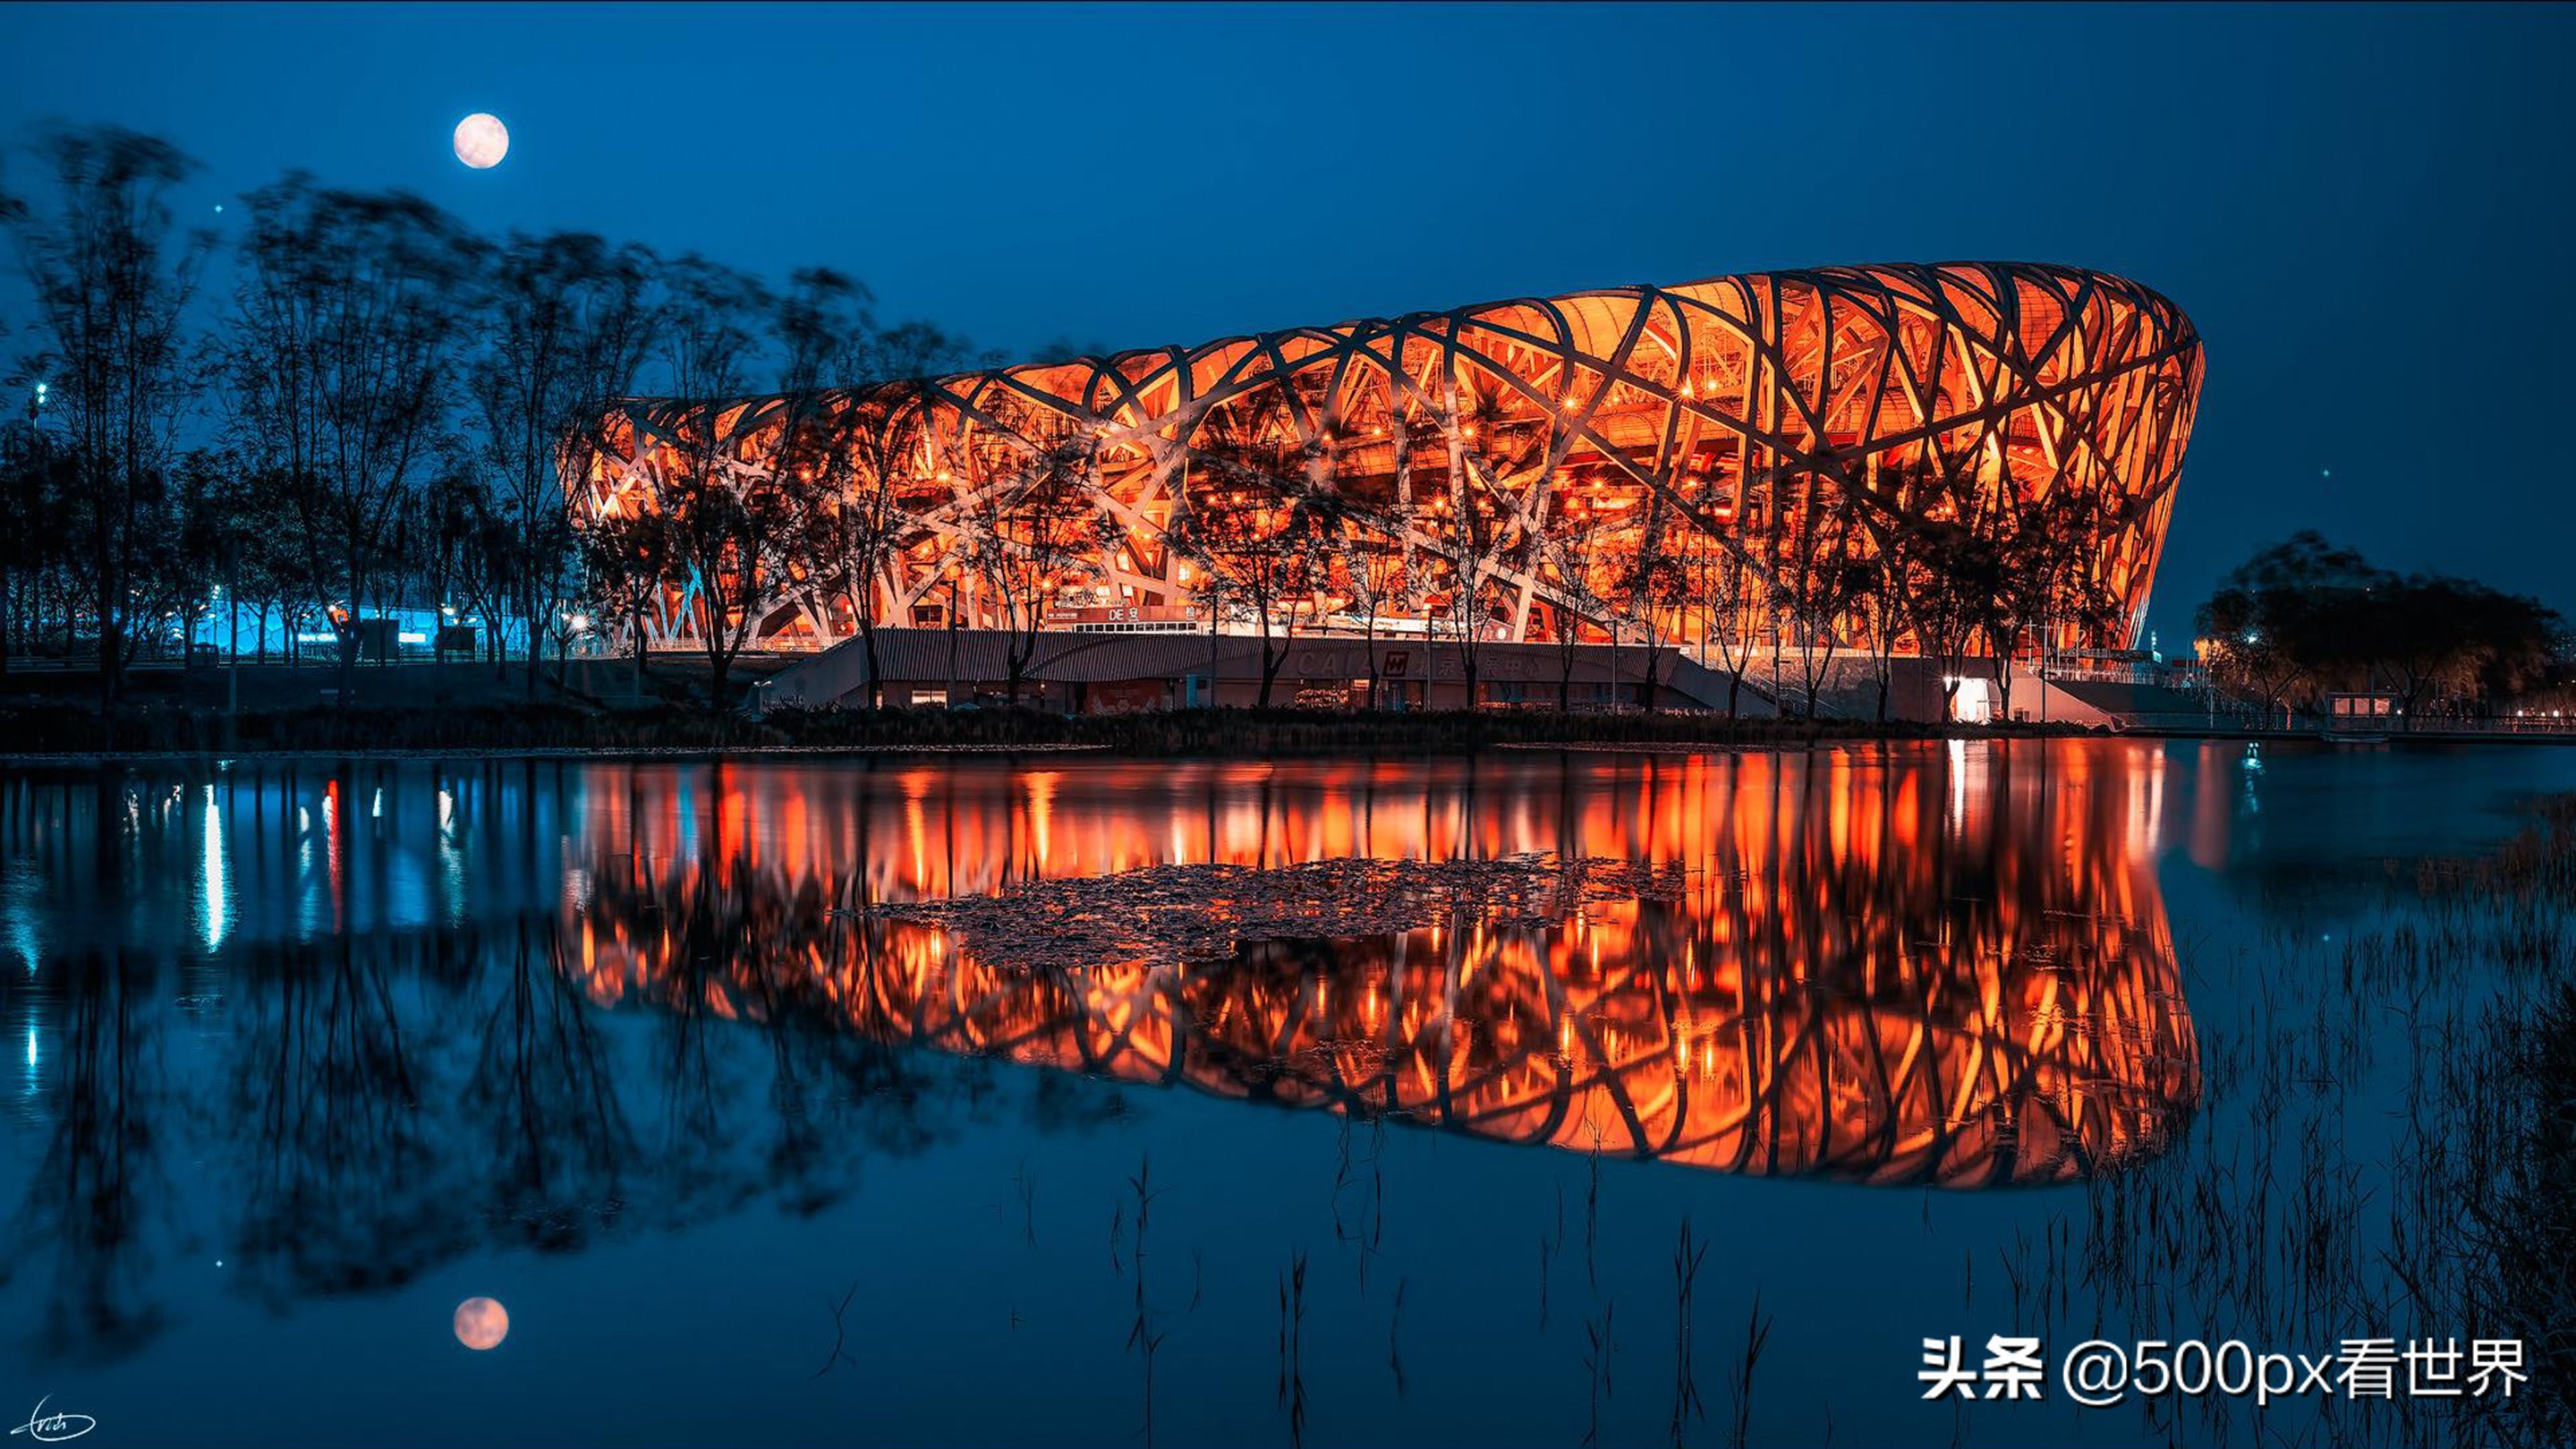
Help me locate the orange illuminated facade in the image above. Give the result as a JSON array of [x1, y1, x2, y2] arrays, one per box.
[[575, 261, 2202, 659]]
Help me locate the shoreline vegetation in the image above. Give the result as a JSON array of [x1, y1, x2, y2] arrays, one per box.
[[5, 696, 2573, 765], [6, 694, 2572, 764], [0, 699, 1985, 763], [2077, 793, 2576, 1448]]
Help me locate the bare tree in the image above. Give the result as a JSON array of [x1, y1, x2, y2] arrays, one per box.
[[1769, 466, 1866, 720], [470, 231, 657, 695], [1909, 533, 2001, 721], [1841, 548, 1905, 724], [1538, 491, 1612, 710], [806, 389, 931, 707], [0, 397, 85, 674], [2002, 485, 2131, 724], [634, 255, 785, 710], [763, 268, 875, 657], [1331, 494, 1411, 710], [576, 503, 671, 698], [1175, 393, 1333, 707], [956, 402, 1115, 706], [1972, 514, 2033, 721], [1686, 525, 1763, 718], [1866, 457, 1996, 722], [770, 273, 979, 708], [415, 456, 497, 686], [228, 175, 480, 697], [1432, 383, 1545, 707], [5, 126, 210, 712], [1609, 491, 1689, 712]]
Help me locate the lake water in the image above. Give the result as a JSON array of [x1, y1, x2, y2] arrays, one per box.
[[4, 740, 2570, 1447]]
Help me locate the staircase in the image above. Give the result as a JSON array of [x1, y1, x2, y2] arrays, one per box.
[[1664, 653, 1783, 716]]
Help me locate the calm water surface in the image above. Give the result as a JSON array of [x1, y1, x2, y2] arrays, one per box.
[[3, 740, 2570, 1447]]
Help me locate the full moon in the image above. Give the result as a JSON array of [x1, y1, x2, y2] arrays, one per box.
[[453, 114, 509, 170], [453, 1296, 510, 1350]]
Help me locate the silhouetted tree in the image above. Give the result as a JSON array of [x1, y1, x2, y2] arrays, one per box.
[[1765, 464, 1867, 720], [4, 126, 210, 711], [768, 268, 945, 707], [633, 255, 781, 709], [833, 322, 981, 706], [1029, 336, 1112, 366], [200, 463, 313, 665], [2199, 533, 2568, 723], [957, 402, 1117, 705], [1431, 384, 1541, 707], [1177, 393, 1334, 707], [2002, 486, 2133, 723], [1870, 457, 2001, 721], [1609, 492, 1690, 712], [0, 412, 78, 670], [227, 175, 480, 695], [2196, 532, 2383, 719], [1685, 521, 1763, 718], [470, 231, 658, 695], [1331, 492, 1412, 710], [576, 502, 672, 697]]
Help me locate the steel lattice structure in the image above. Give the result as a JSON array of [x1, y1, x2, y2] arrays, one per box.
[[574, 260, 2201, 654]]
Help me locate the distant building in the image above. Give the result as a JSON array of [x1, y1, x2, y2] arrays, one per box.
[[190, 601, 527, 661], [572, 261, 2203, 680]]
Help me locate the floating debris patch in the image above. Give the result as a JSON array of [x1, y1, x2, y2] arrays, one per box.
[[865, 852, 1691, 975]]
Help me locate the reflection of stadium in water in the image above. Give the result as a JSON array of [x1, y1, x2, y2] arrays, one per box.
[[0, 746, 2204, 1360], [567, 749, 2198, 1187]]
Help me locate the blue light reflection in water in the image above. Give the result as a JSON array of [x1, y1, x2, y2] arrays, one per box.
[[1, 740, 2570, 1448]]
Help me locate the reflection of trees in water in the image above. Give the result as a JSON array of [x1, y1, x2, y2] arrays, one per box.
[[224, 916, 959, 1287], [231, 940, 446, 1301], [466, 928, 633, 1250], [9, 952, 170, 1359], [229, 927, 634, 1291], [8, 916, 991, 1351]]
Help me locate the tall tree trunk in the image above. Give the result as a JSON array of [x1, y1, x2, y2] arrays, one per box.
[[857, 616, 881, 709], [1256, 617, 1279, 709], [525, 609, 544, 699], [1362, 614, 1379, 712], [336, 551, 362, 705], [94, 528, 122, 719]]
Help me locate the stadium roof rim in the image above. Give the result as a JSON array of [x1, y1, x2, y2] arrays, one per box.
[[605, 260, 2198, 415]]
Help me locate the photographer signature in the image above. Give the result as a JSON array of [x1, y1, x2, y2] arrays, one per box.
[[9, 1397, 97, 1443]]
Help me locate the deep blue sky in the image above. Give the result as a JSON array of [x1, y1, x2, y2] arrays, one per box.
[[3, 1, 2570, 637]]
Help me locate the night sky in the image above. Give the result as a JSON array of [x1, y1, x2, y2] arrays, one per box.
[[3, 1, 2570, 641]]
